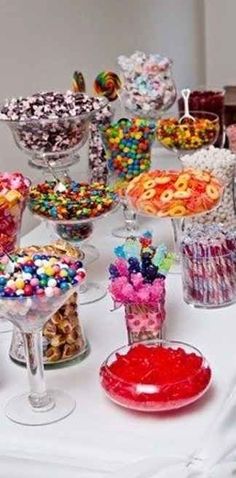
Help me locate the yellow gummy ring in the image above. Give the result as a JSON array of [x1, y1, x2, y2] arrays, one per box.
[[206, 184, 220, 200], [174, 177, 188, 191], [194, 172, 211, 182], [143, 179, 156, 190], [154, 176, 171, 184], [140, 189, 156, 200], [160, 189, 174, 202], [140, 203, 157, 215], [168, 205, 187, 217], [173, 189, 191, 199]]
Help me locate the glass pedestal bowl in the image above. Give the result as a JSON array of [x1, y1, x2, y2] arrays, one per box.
[[0, 92, 107, 170], [156, 111, 219, 158], [0, 286, 80, 425], [28, 176, 120, 304], [100, 339, 212, 412], [178, 89, 225, 148], [126, 169, 224, 274]]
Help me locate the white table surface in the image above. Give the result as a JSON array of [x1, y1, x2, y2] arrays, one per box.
[[0, 149, 236, 477]]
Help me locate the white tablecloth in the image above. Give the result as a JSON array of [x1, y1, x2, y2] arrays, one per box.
[[0, 150, 236, 477]]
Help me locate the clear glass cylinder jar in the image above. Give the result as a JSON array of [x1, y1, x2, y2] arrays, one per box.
[[9, 291, 89, 366], [124, 298, 165, 344], [181, 249, 236, 308]]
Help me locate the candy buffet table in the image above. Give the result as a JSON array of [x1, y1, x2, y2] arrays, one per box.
[[0, 152, 236, 477]]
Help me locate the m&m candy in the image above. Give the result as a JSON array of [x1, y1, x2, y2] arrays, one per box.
[[101, 118, 156, 196], [29, 180, 119, 221]]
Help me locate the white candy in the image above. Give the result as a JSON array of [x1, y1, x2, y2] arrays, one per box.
[[22, 272, 32, 281], [45, 286, 54, 297], [16, 289, 24, 296], [47, 278, 57, 288], [35, 259, 43, 267], [181, 146, 236, 227]]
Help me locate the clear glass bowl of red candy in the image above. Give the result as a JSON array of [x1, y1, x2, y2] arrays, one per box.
[[100, 339, 212, 412]]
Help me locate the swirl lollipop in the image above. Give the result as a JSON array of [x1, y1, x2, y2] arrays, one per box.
[[71, 71, 86, 93], [94, 71, 121, 101]]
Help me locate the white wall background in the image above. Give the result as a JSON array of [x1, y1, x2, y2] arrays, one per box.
[[204, 0, 236, 87], [0, 0, 205, 233]]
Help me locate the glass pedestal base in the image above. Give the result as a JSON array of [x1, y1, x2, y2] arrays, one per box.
[[5, 389, 76, 426], [80, 281, 107, 305], [0, 320, 12, 334], [112, 225, 153, 239], [82, 243, 99, 266]]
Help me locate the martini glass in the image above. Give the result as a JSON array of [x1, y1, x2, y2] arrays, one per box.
[[0, 283, 80, 425], [156, 111, 219, 160], [126, 170, 224, 274]]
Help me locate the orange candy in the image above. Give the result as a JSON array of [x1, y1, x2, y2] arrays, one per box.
[[126, 168, 223, 218]]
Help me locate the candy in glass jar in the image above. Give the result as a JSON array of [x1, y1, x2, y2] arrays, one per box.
[[181, 224, 236, 308], [178, 89, 225, 147], [118, 51, 176, 118], [180, 146, 236, 227]]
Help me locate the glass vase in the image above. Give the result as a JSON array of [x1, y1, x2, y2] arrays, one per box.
[[124, 299, 165, 345], [102, 118, 156, 238], [118, 53, 177, 119], [181, 248, 236, 309]]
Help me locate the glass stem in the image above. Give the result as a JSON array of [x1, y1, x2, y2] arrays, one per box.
[[80, 280, 88, 294], [122, 202, 137, 233], [22, 330, 54, 411], [171, 218, 183, 259]]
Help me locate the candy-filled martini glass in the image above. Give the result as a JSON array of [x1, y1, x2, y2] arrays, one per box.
[[156, 111, 219, 159], [0, 252, 85, 425], [28, 175, 119, 304], [0, 91, 107, 171], [126, 168, 224, 274], [101, 117, 156, 238]]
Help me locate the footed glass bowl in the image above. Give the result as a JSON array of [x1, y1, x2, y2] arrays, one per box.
[[0, 94, 107, 169], [156, 111, 219, 155], [100, 339, 212, 412]]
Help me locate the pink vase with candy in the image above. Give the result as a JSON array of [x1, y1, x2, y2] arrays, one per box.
[[125, 296, 165, 344], [0, 172, 31, 253]]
